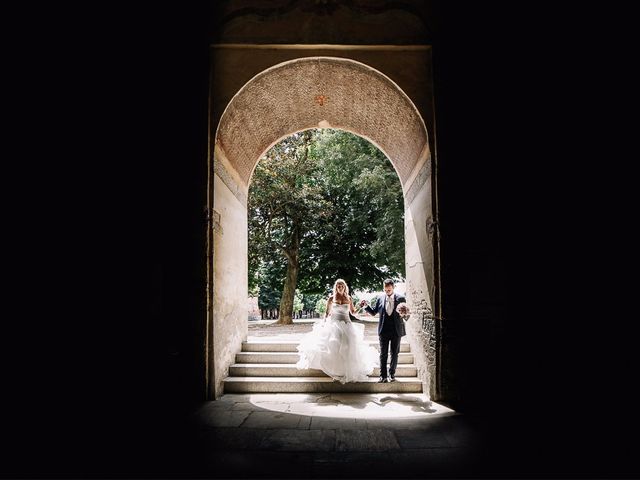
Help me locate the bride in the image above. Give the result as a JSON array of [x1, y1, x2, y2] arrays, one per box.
[[296, 279, 378, 383]]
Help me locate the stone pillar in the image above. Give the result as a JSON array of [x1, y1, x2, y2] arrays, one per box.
[[404, 153, 438, 400], [210, 144, 249, 398]]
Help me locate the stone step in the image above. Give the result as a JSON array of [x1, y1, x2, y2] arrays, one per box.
[[247, 335, 399, 342], [222, 376, 423, 393], [247, 334, 403, 340], [235, 351, 415, 364], [229, 364, 418, 377], [241, 340, 410, 353], [247, 335, 410, 342]]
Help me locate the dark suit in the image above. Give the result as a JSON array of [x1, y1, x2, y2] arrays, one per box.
[[365, 293, 407, 378]]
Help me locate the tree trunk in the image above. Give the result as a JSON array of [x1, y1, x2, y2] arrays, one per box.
[[276, 228, 300, 325], [276, 256, 299, 324]]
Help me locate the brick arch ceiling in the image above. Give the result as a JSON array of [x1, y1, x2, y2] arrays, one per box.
[[215, 57, 429, 188]]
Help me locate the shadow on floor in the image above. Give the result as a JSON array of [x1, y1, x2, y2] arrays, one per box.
[[169, 393, 486, 478]]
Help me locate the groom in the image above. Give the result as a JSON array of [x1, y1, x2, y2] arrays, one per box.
[[360, 279, 409, 383]]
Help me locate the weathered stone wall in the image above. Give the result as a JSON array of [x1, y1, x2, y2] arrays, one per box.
[[404, 154, 438, 399], [212, 148, 249, 398]]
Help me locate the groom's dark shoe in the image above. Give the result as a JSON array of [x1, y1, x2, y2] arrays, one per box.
[[389, 375, 396, 382], [378, 376, 388, 383]]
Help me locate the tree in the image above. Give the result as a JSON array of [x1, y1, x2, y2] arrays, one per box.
[[302, 292, 324, 318], [256, 260, 285, 318], [293, 290, 304, 315], [299, 129, 405, 292], [248, 129, 405, 324], [248, 131, 331, 324], [315, 297, 327, 317]]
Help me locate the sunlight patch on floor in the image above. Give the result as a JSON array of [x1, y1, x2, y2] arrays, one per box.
[[246, 393, 455, 419]]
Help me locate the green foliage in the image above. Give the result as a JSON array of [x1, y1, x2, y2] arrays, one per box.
[[248, 131, 330, 261], [293, 290, 304, 312], [315, 297, 327, 316], [248, 128, 405, 311], [256, 260, 285, 310], [299, 129, 405, 291], [302, 293, 324, 311]]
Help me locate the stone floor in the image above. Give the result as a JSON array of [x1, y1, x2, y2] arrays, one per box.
[[183, 393, 485, 478]]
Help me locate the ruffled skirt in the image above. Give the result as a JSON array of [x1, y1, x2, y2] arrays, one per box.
[[296, 317, 378, 383]]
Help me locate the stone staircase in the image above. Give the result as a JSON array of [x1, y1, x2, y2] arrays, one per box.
[[223, 335, 423, 393]]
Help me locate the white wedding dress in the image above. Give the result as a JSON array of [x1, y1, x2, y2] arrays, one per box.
[[296, 303, 378, 383]]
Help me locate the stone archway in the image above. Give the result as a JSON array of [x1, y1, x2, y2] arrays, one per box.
[[208, 56, 438, 400]]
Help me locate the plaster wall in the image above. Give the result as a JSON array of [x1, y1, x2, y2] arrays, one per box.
[[212, 167, 249, 398]]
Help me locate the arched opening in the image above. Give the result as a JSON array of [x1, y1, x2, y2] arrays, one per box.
[[209, 56, 438, 400], [247, 128, 407, 326]]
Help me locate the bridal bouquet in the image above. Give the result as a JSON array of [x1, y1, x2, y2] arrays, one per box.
[[396, 302, 410, 316]]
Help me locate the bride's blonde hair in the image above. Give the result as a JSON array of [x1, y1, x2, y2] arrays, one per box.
[[332, 278, 349, 300]]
